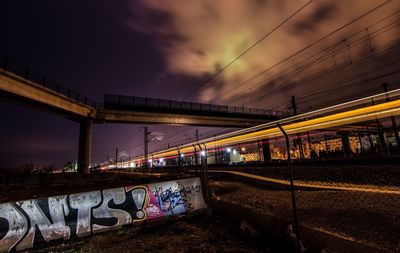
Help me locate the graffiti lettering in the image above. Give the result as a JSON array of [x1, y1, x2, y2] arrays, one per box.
[[69, 191, 102, 237], [0, 204, 27, 253], [92, 188, 131, 233], [153, 182, 202, 214], [0, 177, 205, 252]]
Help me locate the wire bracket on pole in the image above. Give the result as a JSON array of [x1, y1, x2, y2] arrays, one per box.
[[277, 123, 302, 253]]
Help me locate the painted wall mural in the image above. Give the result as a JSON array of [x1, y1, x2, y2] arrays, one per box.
[[0, 177, 205, 252]]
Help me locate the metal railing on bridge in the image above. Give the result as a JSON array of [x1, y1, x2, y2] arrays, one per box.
[[1, 56, 98, 108], [104, 94, 289, 119]]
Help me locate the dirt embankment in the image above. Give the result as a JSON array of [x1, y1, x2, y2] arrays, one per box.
[[210, 180, 400, 252]]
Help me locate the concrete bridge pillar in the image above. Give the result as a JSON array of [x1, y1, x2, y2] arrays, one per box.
[[78, 118, 92, 174]]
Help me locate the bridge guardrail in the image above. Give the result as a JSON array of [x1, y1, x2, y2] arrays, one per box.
[[103, 93, 289, 119], [1, 56, 98, 108]]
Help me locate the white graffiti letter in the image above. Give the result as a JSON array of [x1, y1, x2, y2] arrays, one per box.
[[48, 196, 71, 239], [92, 188, 132, 233], [0, 203, 28, 252], [69, 191, 101, 237], [16, 198, 69, 251]]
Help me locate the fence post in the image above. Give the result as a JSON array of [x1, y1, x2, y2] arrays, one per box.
[[277, 123, 301, 253], [197, 143, 211, 207], [176, 146, 182, 177]]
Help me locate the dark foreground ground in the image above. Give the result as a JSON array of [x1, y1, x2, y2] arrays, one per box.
[[28, 214, 268, 253], [210, 179, 400, 253]]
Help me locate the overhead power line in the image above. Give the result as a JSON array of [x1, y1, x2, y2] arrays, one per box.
[[207, 1, 396, 104], [182, 0, 314, 100]]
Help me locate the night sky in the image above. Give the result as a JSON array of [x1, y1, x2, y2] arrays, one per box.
[[1, 0, 399, 168]]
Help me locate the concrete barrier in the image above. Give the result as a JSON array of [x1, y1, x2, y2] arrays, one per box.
[[0, 177, 206, 252]]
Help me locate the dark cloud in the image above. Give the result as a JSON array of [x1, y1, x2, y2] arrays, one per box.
[[291, 3, 338, 34]]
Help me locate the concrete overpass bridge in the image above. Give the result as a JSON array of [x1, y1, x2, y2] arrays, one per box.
[[0, 57, 286, 173]]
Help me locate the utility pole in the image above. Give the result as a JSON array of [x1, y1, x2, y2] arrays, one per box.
[[383, 83, 400, 154], [371, 92, 388, 156], [115, 148, 118, 168], [214, 133, 218, 164], [291, 96, 298, 115], [144, 127, 149, 169], [290, 96, 304, 159]]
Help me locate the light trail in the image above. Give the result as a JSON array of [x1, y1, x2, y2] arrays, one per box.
[[210, 170, 400, 195], [131, 89, 400, 163]]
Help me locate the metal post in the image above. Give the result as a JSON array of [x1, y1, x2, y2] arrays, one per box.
[[214, 134, 218, 164], [195, 129, 200, 142], [144, 127, 149, 169], [291, 96, 304, 159], [277, 123, 301, 253], [176, 146, 182, 176], [192, 144, 198, 167], [197, 144, 211, 206], [201, 143, 210, 192], [115, 148, 118, 168], [371, 94, 387, 155], [338, 131, 351, 157], [383, 83, 400, 154], [262, 138, 271, 162]]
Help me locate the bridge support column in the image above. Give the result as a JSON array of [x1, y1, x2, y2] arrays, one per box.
[[78, 118, 92, 174]]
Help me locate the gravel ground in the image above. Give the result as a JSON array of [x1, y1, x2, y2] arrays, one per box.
[[210, 180, 400, 252], [27, 214, 268, 253]]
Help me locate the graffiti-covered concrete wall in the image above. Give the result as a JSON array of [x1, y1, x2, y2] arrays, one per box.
[[0, 177, 205, 252]]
